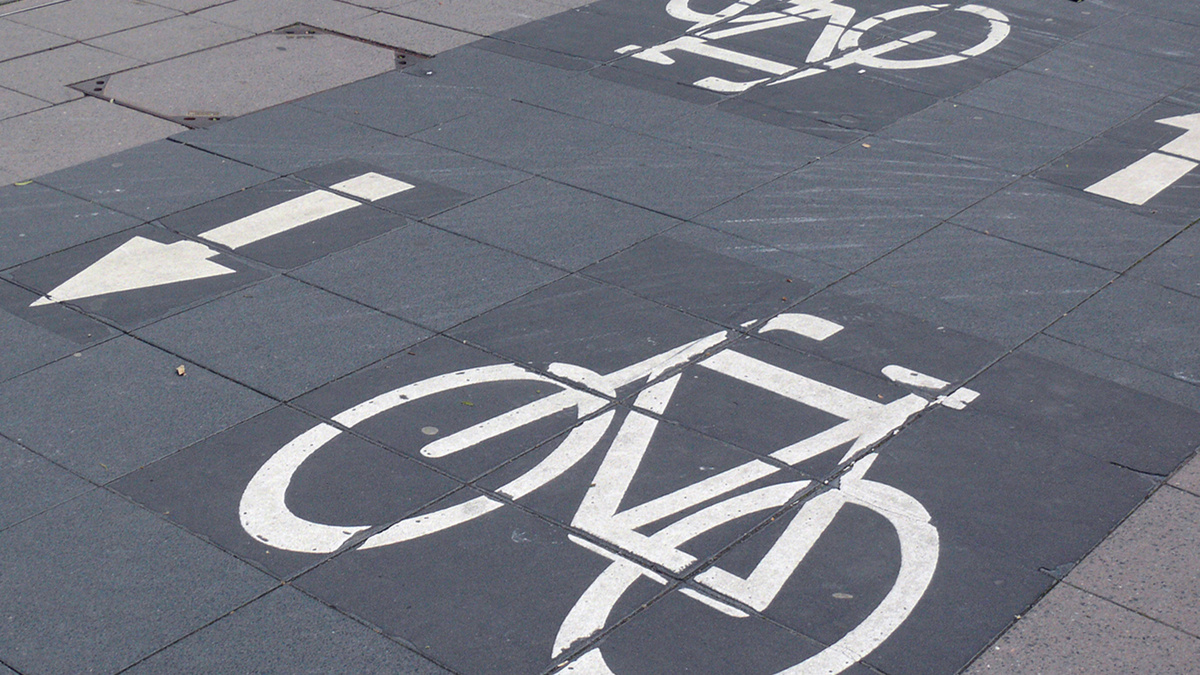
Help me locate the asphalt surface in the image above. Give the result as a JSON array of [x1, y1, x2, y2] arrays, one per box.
[[1, 0, 1199, 673]]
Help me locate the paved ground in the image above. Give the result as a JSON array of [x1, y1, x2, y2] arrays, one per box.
[[1, 0, 1199, 673]]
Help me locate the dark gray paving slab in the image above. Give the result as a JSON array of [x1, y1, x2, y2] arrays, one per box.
[[852, 223, 1116, 344], [488, 1, 681, 65], [0, 335, 273, 481], [1018, 40, 1198, 101], [294, 488, 661, 675], [161, 176, 410, 270], [293, 158, 471, 220], [125, 586, 451, 675], [296, 68, 492, 138], [1037, 136, 1200, 227], [0, 435, 90, 532], [642, 106, 841, 170], [1078, 14, 1200, 64], [582, 234, 807, 328], [405, 43, 587, 99], [950, 177, 1180, 271], [0, 489, 274, 675], [136, 276, 430, 400], [176, 103, 409, 176], [1169, 453, 1200, 497], [413, 98, 643, 174], [431, 177, 679, 271], [5, 223, 273, 330], [878, 101, 1089, 175], [36, 139, 276, 223], [0, 181, 140, 272], [0, 279, 113, 383], [449, 274, 723, 385], [663, 222, 848, 289], [1021, 334, 1200, 414], [293, 223, 562, 331], [953, 69, 1155, 135], [544, 134, 784, 220], [291, 335, 585, 483], [112, 404, 459, 579], [1066, 486, 1200, 635], [1047, 278, 1200, 386], [965, 584, 1200, 675]]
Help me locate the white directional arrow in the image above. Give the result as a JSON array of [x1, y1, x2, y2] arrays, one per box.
[[31, 172, 412, 307], [1086, 112, 1200, 206]]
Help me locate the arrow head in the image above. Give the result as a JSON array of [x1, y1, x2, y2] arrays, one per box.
[[31, 236, 235, 307], [1157, 112, 1200, 161]]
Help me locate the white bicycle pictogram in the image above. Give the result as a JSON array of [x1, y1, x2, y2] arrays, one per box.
[[241, 313, 979, 674], [615, 0, 1011, 93]]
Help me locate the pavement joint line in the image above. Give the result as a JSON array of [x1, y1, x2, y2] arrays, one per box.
[[0, 0, 68, 18]]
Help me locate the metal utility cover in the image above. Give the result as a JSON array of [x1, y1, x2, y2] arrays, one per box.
[[99, 31, 396, 122]]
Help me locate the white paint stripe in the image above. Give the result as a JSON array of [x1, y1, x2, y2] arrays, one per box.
[[420, 389, 596, 458], [701, 350, 882, 420], [702, 15, 804, 40], [1158, 112, 1200, 161], [360, 495, 504, 549], [497, 412, 614, 500], [600, 330, 727, 388], [881, 365, 949, 391], [679, 588, 749, 617], [770, 418, 865, 466], [330, 172, 414, 201], [1085, 152, 1199, 205], [201, 189, 360, 249], [630, 374, 681, 415], [939, 387, 979, 410], [612, 459, 779, 532], [760, 313, 844, 341]]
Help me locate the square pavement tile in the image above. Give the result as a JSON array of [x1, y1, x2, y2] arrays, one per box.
[[5, 223, 273, 330], [1018, 39, 1198, 101], [291, 336, 586, 482], [6, 0, 179, 41], [642, 105, 841, 171], [0, 435, 90, 532], [295, 69, 492, 138], [1066, 486, 1200, 635], [488, 2, 682, 65], [0, 84, 46, 119], [0, 181, 140, 272], [850, 223, 1116, 344], [543, 134, 785, 220], [413, 98, 643, 174], [449, 274, 724, 385], [662, 222, 848, 289], [1046, 278, 1200, 387], [37, 139, 276, 223], [0, 43, 141, 105], [1169, 452, 1200, 497], [432, 177, 679, 271], [950, 178, 1181, 272], [878, 101, 1089, 175], [136, 276, 431, 400], [0, 18, 72, 62], [582, 234, 807, 328], [112, 404, 460, 579], [83, 14, 253, 64], [292, 158, 471, 220], [392, 0, 565, 35], [124, 586, 451, 674], [293, 223, 562, 331], [953, 69, 1156, 136], [404, 44, 587, 100], [1078, 14, 1200, 65], [161, 175, 410, 270], [965, 584, 1200, 675], [0, 279, 114, 382], [293, 488, 662, 674], [0, 335, 273, 481], [0, 489, 274, 675]]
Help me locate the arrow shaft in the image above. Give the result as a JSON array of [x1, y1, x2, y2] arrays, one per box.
[[1085, 151, 1199, 205], [200, 190, 359, 249]]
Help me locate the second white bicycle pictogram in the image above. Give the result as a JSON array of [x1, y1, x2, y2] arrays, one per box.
[[240, 312, 979, 674]]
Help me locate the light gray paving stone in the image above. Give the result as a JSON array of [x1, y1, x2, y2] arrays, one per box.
[[1169, 452, 1200, 497], [86, 14, 253, 63], [1021, 335, 1200, 414], [195, 0, 375, 33], [292, 222, 562, 330], [391, 0, 565, 35], [1066, 486, 1200, 634], [6, 0, 179, 40], [321, 10, 476, 54], [125, 586, 450, 674], [0, 43, 142, 105], [1047, 278, 1200, 386], [37, 139, 275, 222], [136, 276, 431, 400], [0, 489, 275, 675], [965, 583, 1200, 674], [0, 84, 45, 119], [0, 335, 274, 481], [0, 97, 184, 180], [953, 69, 1157, 136], [0, 435, 90, 532], [0, 17, 72, 62], [879, 101, 1089, 175], [142, 0, 232, 10], [101, 32, 395, 120]]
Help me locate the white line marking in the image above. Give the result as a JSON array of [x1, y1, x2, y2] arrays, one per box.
[[760, 313, 844, 341], [330, 172, 414, 201], [1085, 152, 1199, 205], [882, 365, 949, 390], [201, 190, 360, 249]]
